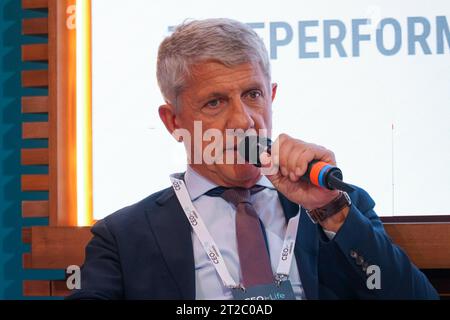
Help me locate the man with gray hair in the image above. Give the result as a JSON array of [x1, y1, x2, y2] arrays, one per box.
[[69, 18, 438, 300]]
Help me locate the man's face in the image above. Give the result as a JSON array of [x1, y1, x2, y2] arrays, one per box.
[[163, 61, 276, 187]]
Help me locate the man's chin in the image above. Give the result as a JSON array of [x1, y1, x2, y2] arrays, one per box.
[[216, 163, 261, 187]]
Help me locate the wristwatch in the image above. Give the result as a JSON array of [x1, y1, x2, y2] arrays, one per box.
[[306, 191, 351, 224]]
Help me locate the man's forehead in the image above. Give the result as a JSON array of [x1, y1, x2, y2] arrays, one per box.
[[186, 61, 267, 94], [190, 60, 257, 74]]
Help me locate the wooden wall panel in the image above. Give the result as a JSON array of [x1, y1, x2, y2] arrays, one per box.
[[21, 174, 49, 191], [22, 0, 49, 9], [22, 96, 49, 113], [23, 280, 50, 297], [22, 227, 31, 244], [31, 226, 93, 269], [21, 0, 53, 299], [51, 280, 71, 297], [21, 148, 49, 165], [384, 223, 450, 269], [22, 44, 48, 61], [22, 122, 49, 139], [48, 0, 58, 227], [22, 70, 49, 87], [23, 253, 32, 269], [21, 0, 80, 299], [22, 17, 48, 35], [22, 200, 49, 218]]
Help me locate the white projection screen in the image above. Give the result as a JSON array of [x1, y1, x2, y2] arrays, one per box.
[[91, 0, 450, 219]]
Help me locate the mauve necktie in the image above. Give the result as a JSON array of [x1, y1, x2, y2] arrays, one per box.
[[206, 186, 274, 287]]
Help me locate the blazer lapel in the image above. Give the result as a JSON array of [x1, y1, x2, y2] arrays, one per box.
[[146, 187, 196, 299], [278, 193, 319, 299]]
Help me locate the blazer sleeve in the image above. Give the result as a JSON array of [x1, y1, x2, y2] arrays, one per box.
[[323, 187, 439, 299], [66, 219, 124, 300]]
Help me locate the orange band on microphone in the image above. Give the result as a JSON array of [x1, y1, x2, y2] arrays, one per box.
[[310, 161, 329, 187]]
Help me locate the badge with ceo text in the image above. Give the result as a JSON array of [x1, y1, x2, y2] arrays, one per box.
[[231, 280, 296, 300]]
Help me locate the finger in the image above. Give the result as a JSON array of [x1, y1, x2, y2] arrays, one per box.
[[286, 145, 306, 181], [295, 148, 316, 177], [322, 148, 336, 166], [311, 144, 336, 165], [277, 134, 299, 178], [295, 144, 336, 177]]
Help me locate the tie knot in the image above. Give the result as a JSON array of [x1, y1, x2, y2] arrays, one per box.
[[220, 186, 264, 207]]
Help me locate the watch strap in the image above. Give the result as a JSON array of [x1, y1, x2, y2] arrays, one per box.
[[306, 191, 351, 223]]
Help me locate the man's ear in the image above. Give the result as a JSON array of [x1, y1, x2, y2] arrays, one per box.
[[271, 83, 278, 102], [158, 103, 181, 141]]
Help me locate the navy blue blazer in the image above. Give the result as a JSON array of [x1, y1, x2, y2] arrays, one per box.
[[68, 185, 438, 300]]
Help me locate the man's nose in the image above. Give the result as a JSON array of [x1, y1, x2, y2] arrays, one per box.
[[227, 98, 255, 130]]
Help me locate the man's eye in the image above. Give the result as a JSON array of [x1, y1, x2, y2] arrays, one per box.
[[205, 99, 222, 108], [247, 90, 262, 99]]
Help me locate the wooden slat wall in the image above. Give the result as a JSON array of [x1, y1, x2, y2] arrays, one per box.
[[30, 227, 93, 269], [22, 44, 49, 62], [48, 0, 57, 228], [22, 70, 49, 87], [22, 122, 49, 139], [22, 17, 48, 35], [21, 148, 49, 165], [22, 0, 49, 9], [22, 227, 31, 244], [384, 223, 450, 269], [23, 253, 32, 269], [22, 0, 56, 298], [21, 175, 49, 191], [23, 280, 72, 297], [22, 96, 49, 113], [51, 280, 71, 297], [22, 200, 49, 218], [23, 280, 51, 297]]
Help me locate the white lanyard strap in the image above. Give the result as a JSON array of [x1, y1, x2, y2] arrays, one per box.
[[170, 175, 300, 288], [170, 176, 238, 288], [276, 211, 300, 281]]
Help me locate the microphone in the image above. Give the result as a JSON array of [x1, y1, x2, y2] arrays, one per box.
[[238, 135, 354, 193]]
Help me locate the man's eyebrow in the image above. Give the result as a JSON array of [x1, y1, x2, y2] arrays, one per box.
[[196, 92, 228, 104], [242, 83, 265, 92], [196, 83, 267, 104]]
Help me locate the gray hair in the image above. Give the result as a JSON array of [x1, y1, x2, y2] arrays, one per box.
[[156, 18, 271, 106]]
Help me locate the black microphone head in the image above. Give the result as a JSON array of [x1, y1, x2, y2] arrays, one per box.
[[238, 135, 272, 167]]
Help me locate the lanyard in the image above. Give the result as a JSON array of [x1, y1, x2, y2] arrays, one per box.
[[170, 175, 300, 289]]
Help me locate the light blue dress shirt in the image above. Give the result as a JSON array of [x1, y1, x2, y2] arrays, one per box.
[[183, 166, 306, 300]]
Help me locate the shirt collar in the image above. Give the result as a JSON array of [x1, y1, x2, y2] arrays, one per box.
[[184, 165, 276, 201]]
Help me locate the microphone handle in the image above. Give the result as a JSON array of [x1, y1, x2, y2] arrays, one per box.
[[300, 160, 355, 193]]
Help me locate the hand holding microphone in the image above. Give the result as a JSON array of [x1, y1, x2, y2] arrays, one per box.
[[239, 133, 354, 212]]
